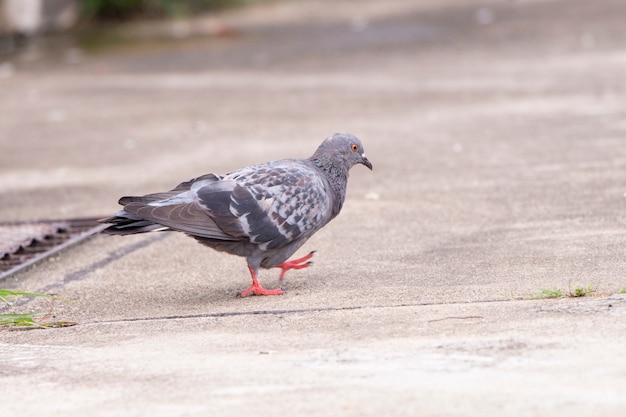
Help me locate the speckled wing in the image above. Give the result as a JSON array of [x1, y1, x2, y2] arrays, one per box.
[[210, 159, 334, 250], [120, 160, 333, 249]]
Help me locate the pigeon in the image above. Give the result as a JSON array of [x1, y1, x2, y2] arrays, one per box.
[[101, 133, 372, 297]]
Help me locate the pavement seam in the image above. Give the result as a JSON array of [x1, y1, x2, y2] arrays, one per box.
[[82, 298, 510, 326]]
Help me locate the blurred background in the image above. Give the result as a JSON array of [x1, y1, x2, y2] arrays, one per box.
[[0, 0, 255, 58]]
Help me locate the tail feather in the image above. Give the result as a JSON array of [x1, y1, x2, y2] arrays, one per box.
[[117, 174, 221, 206], [100, 213, 169, 235], [103, 191, 180, 235], [102, 173, 223, 236], [119, 194, 177, 206]]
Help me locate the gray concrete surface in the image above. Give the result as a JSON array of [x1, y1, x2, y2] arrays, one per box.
[[1, 0, 625, 415]]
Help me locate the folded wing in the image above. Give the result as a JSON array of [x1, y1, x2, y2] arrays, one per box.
[[104, 162, 333, 250]]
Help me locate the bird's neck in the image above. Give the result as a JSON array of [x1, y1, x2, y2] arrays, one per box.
[[311, 157, 349, 217]]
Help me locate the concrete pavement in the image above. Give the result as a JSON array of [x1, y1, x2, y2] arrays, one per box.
[[1, 0, 625, 416]]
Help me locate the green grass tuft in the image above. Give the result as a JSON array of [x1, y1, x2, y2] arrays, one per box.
[[532, 284, 596, 300], [0, 312, 46, 327], [568, 285, 595, 298], [0, 289, 76, 328], [533, 288, 563, 299], [0, 289, 51, 304]]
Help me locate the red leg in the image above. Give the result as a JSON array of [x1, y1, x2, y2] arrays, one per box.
[[240, 264, 283, 297], [276, 251, 315, 280]]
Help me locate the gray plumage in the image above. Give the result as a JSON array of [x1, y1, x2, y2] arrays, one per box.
[[102, 132, 372, 296]]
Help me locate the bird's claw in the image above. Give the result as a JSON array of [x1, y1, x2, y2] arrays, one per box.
[[277, 251, 316, 280], [239, 284, 284, 297]]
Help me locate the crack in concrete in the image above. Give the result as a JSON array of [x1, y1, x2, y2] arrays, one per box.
[[83, 298, 509, 326]]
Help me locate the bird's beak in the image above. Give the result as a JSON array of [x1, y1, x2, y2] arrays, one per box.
[[361, 154, 373, 170]]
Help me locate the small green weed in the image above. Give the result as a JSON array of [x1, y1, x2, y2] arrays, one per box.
[[619, 288, 626, 294], [0, 289, 76, 328], [532, 284, 596, 300], [533, 288, 563, 299], [567, 285, 595, 298], [0, 289, 52, 303]]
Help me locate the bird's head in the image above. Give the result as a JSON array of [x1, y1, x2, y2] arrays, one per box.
[[315, 133, 373, 171]]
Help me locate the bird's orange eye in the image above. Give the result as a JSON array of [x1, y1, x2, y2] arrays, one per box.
[[351, 144, 359, 152]]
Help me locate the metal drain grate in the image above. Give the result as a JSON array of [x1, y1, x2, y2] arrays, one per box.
[[0, 217, 107, 280]]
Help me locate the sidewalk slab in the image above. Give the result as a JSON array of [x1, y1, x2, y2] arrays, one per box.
[[1, 0, 625, 416]]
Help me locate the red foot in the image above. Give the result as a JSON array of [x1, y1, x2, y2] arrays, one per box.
[[277, 251, 315, 280], [239, 283, 283, 297], [240, 264, 283, 297]]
